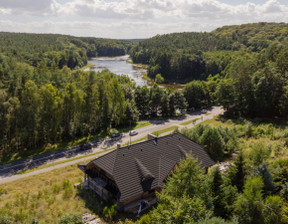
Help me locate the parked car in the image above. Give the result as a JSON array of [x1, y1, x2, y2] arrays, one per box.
[[80, 143, 92, 150], [111, 132, 121, 138], [129, 130, 138, 136]]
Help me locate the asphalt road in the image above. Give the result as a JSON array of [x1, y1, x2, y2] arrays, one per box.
[[0, 106, 224, 184]]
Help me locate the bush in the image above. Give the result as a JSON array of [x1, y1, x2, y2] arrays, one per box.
[[155, 73, 164, 84], [58, 214, 83, 224], [52, 183, 61, 194], [102, 204, 117, 222], [30, 218, 39, 224], [248, 143, 271, 167], [62, 179, 73, 199], [0, 214, 15, 224], [0, 188, 7, 196], [200, 127, 224, 161], [198, 217, 239, 224]]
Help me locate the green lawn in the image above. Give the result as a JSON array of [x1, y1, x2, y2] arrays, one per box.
[[152, 126, 178, 136], [180, 118, 200, 126]]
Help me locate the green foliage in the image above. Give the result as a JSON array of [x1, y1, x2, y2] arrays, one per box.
[[248, 143, 271, 167], [200, 127, 225, 162], [209, 167, 224, 216], [234, 176, 288, 224], [30, 217, 39, 224], [144, 155, 213, 223], [58, 213, 84, 224], [198, 217, 239, 224], [227, 152, 246, 192], [149, 196, 212, 224], [183, 80, 209, 109], [0, 213, 15, 224], [234, 176, 265, 224], [52, 183, 61, 194], [102, 204, 117, 222], [252, 164, 275, 195], [154, 73, 164, 84], [62, 179, 73, 199], [182, 124, 238, 161]]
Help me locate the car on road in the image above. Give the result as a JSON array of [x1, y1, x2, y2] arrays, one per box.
[[129, 130, 138, 136], [110, 132, 121, 138], [80, 143, 92, 150]]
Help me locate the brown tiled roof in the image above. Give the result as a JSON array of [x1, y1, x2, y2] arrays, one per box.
[[87, 133, 215, 202]]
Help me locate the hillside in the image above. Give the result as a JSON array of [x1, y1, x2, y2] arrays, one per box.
[[129, 22, 288, 82], [212, 22, 288, 51], [0, 32, 132, 69]]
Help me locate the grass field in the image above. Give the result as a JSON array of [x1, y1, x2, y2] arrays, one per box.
[[0, 164, 141, 223], [152, 126, 178, 136], [180, 118, 200, 126]]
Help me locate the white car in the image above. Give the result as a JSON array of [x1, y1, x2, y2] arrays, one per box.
[[129, 130, 138, 136]]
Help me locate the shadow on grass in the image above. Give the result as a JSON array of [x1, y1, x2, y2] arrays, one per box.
[[76, 187, 145, 223]]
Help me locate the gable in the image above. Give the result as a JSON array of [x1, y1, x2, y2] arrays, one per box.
[[85, 133, 215, 202]]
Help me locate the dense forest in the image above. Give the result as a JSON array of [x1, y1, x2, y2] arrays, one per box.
[[1, 23, 288, 162], [1, 23, 288, 223], [0, 32, 188, 162], [0, 32, 132, 70], [130, 22, 288, 119], [130, 22, 288, 81]]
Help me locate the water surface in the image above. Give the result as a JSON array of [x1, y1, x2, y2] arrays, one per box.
[[88, 55, 147, 87]]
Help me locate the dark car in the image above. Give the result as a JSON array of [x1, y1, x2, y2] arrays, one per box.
[[80, 143, 92, 150], [110, 132, 121, 138]]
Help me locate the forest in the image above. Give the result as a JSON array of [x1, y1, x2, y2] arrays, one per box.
[[1, 23, 288, 162], [0, 22, 288, 223]]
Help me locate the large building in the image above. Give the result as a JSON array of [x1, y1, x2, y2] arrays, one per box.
[[78, 133, 215, 213]]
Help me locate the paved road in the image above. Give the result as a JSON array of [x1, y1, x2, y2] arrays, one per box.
[[0, 106, 224, 184]]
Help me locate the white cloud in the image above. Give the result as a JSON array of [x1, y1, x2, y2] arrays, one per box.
[[0, 0, 287, 38], [0, 0, 59, 15]]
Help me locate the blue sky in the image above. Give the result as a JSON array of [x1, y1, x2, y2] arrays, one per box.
[[0, 0, 287, 39]]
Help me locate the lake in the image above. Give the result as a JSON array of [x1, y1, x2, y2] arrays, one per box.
[[88, 55, 148, 86]]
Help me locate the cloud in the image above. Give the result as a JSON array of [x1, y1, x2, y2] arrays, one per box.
[[0, 0, 59, 15], [0, 0, 287, 38], [54, 0, 288, 23]]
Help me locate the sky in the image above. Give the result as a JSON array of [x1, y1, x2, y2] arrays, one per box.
[[0, 0, 287, 39]]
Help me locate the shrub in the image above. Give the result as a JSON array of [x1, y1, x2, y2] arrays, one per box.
[[62, 179, 73, 199], [62, 179, 71, 190], [103, 204, 117, 222], [52, 183, 61, 194], [58, 213, 84, 224], [0, 188, 7, 196], [200, 127, 224, 161], [30, 217, 39, 224], [198, 217, 239, 224], [0, 214, 15, 224], [248, 143, 271, 167], [155, 73, 164, 84]]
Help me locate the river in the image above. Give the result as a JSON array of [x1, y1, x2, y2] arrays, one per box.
[[87, 55, 148, 87]]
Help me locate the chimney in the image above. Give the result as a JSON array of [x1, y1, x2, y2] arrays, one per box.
[[117, 143, 121, 149], [147, 133, 157, 141]]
